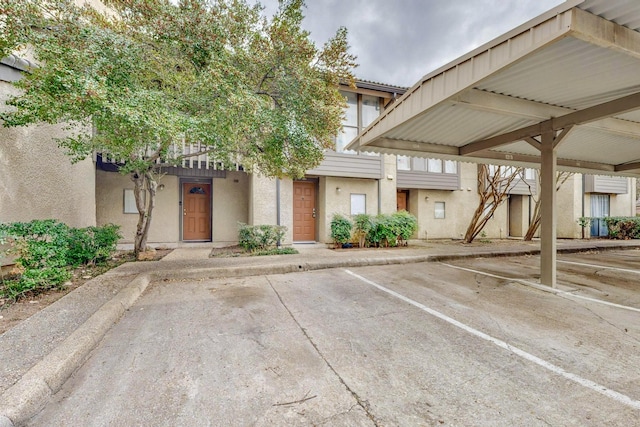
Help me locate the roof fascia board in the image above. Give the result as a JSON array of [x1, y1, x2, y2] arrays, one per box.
[[459, 91, 640, 155], [339, 85, 399, 99], [349, 6, 578, 151], [569, 6, 640, 61]]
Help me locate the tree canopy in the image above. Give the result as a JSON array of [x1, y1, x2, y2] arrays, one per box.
[[0, 0, 356, 254]]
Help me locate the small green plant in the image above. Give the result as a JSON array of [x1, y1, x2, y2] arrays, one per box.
[[479, 230, 491, 243], [330, 214, 352, 247], [238, 223, 287, 252], [352, 214, 372, 248]]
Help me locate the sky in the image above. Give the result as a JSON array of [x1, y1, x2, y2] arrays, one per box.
[[259, 0, 567, 87]]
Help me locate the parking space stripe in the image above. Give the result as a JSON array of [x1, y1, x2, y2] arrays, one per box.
[[558, 259, 640, 275], [441, 263, 640, 314], [344, 269, 640, 411]]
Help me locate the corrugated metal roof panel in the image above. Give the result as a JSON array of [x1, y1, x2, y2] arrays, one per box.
[[579, 0, 640, 31], [476, 37, 640, 110]]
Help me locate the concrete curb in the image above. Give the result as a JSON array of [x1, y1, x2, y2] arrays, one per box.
[[0, 274, 151, 427]]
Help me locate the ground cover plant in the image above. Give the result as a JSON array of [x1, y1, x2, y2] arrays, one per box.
[[0, 220, 121, 306]]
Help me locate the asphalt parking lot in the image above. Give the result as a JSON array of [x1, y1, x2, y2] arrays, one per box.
[[27, 250, 640, 426]]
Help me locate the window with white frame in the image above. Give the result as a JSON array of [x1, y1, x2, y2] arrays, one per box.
[[434, 202, 445, 219], [525, 168, 536, 180], [123, 189, 144, 214], [397, 157, 459, 174], [335, 91, 382, 155], [397, 155, 411, 171], [350, 194, 366, 215]]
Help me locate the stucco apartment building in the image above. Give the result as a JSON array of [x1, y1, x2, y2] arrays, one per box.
[[1, 49, 635, 247]]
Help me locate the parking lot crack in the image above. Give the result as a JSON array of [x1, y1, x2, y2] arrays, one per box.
[[266, 277, 381, 426]]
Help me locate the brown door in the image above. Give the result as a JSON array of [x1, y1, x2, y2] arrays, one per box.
[[293, 181, 316, 241], [397, 190, 408, 211], [182, 183, 211, 241]]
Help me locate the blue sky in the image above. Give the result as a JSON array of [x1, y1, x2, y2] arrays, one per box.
[[259, 0, 566, 87]]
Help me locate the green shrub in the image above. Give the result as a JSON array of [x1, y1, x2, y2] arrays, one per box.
[[353, 214, 372, 248], [0, 220, 121, 304], [238, 223, 286, 252], [0, 219, 71, 269], [330, 214, 352, 247], [392, 210, 418, 245], [365, 211, 418, 247], [603, 217, 640, 240], [66, 224, 121, 266]]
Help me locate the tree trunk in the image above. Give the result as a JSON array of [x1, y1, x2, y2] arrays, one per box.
[[523, 171, 572, 241], [523, 198, 541, 241], [132, 170, 158, 258]]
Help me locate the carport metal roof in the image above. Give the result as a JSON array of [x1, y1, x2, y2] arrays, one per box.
[[347, 0, 640, 287]]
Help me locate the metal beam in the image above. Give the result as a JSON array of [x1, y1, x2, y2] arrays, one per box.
[[459, 91, 640, 155], [540, 130, 557, 287], [615, 162, 640, 172]]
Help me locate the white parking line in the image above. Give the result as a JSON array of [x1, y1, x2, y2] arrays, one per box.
[[441, 263, 640, 314], [558, 259, 640, 275], [344, 269, 640, 411]]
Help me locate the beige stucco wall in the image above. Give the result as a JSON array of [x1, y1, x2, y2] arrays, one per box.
[[0, 83, 96, 228], [213, 171, 250, 243], [248, 175, 293, 244], [380, 154, 397, 214], [97, 170, 251, 244], [318, 176, 379, 243], [96, 170, 180, 243]]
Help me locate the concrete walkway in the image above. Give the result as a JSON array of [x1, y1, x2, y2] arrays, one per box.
[[1, 239, 639, 426]]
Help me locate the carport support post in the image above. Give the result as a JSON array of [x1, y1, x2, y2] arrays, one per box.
[[540, 130, 557, 287]]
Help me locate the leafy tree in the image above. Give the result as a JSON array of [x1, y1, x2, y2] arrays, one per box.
[[464, 164, 523, 243], [0, 0, 356, 256]]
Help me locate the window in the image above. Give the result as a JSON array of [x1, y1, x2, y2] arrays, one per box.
[[444, 160, 457, 174], [123, 189, 144, 214], [434, 202, 445, 219], [398, 157, 459, 173], [525, 168, 536, 180], [361, 95, 380, 127], [335, 90, 382, 154], [413, 157, 427, 171], [397, 156, 411, 171], [350, 194, 366, 215], [428, 158, 442, 173], [335, 127, 358, 154]]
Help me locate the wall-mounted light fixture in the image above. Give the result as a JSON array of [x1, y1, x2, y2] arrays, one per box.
[[158, 184, 165, 191], [424, 196, 429, 201], [336, 187, 342, 193]]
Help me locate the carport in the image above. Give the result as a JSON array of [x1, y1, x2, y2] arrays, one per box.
[[347, 0, 640, 287]]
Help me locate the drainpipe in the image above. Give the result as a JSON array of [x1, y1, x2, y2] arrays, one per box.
[[276, 178, 281, 247], [377, 179, 381, 214], [581, 174, 585, 239]]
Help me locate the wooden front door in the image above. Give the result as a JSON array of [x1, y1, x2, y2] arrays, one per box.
[[182, 182, 211, 241], [397, 190, 408, 211], [293, 181, 316, 241]]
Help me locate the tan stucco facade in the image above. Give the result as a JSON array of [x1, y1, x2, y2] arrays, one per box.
[[96, 170, 250, 245], [0, 83, 96, 228]]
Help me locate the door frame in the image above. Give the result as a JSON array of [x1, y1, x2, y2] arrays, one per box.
[[179, 178, 213, 242], [293, 179, 318, 242]]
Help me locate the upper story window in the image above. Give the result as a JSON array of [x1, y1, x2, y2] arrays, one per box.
[[335, 90, 381, 155], [397, 156, 458, 174]]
